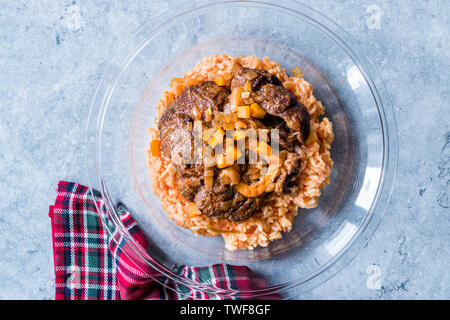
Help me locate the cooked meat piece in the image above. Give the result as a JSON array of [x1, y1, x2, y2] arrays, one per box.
[[274, 171, 287, 194], [173, 164, 204, 201], [284, 153, 302, 192], [274, 153, 302, 194], [158, 108, 193, 158], [228, 193, 263, 222], [230, 67, 282, 91], [257, 83, 295, 114], [157, 110, 203, 201], [170, 81, 229, 120], [257, 83, 310, 142], [195, 181, 264, 222], [195, 182, 234, 218], [282, 106, 310, 142], [260, 114, 298, 152], [158, 82, 229, 201], [176, 176, 203, 201]]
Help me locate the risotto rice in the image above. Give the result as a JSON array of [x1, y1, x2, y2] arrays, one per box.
[[147, 54, 334, 251]]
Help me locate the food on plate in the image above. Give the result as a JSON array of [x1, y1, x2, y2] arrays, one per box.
[[147, 55, 334, 251]]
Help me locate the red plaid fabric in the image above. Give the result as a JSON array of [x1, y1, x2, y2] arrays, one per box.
[[49, 181, 281, 300], [49, 182, 119, 299]]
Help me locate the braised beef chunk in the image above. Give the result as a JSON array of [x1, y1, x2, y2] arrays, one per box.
[[158, 109, 193, 158], [257, 84, 310, 142], [282, 106, 310, 142], [257, 83, 296, 114], [230, 67, 282, 91], [259, 109, 298, 152], [195, 182, 234, 218], [158, 81, 229, 202], [157, 110, 202, 200], [171, 81, 229, 120], [195, 182, 264, 222], [173, 164, 204, 201], [157, 67, 313, 222], [274, 153, 302, 194], [229, 193, 264, 222]]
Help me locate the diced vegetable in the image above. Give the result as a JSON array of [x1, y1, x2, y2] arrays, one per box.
[[291, 66, 303, 77], [245, 81, 252, 91], [189, 203, 200, 217], [249, 102, 266, 118], [216, 154, 231, 169], [233, 87, 244, 106], [233, 130, 246, 141], [203, 156, 216, 168], [224, 135, 234, 162], [235, 147, 243, 159], [215, 111, 229, 123], [202, 128, 216, 141], [214, 76, 226, 86], [245, 70, 258, 80], [205, 175, 214, 188], [234, 120, 248, 129], [226, 146, 241, 162], [204, 168, 215, 177], [224, 136, 234, 146], [305, 130, 317, 145], [150, 139, 161, 157], [237, 106, 250, 119], [223, 122, 234, 130], [216, 144, 241, 169], [208, 128, 225, 148], [192, 105, 202, 120], [205, 108, 213, 121], [241, 91, 250, 99], [257, 140, 271, 156]]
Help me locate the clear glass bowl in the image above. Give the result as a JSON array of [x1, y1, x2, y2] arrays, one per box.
[[86, 0, 398, 299]]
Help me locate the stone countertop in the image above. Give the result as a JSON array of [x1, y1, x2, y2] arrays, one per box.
[[0, 0, 448, 299]]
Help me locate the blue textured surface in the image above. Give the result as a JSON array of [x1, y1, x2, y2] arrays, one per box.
[[0, 0, 449, 299]]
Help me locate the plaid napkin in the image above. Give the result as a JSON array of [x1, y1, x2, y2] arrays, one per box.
[[48, 181, 280, 300]]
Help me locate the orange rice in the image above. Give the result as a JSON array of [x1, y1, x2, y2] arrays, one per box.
[[147, 54, 334, 251]]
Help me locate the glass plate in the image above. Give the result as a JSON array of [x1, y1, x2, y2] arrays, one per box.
[[86, 0, 398, 299]]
